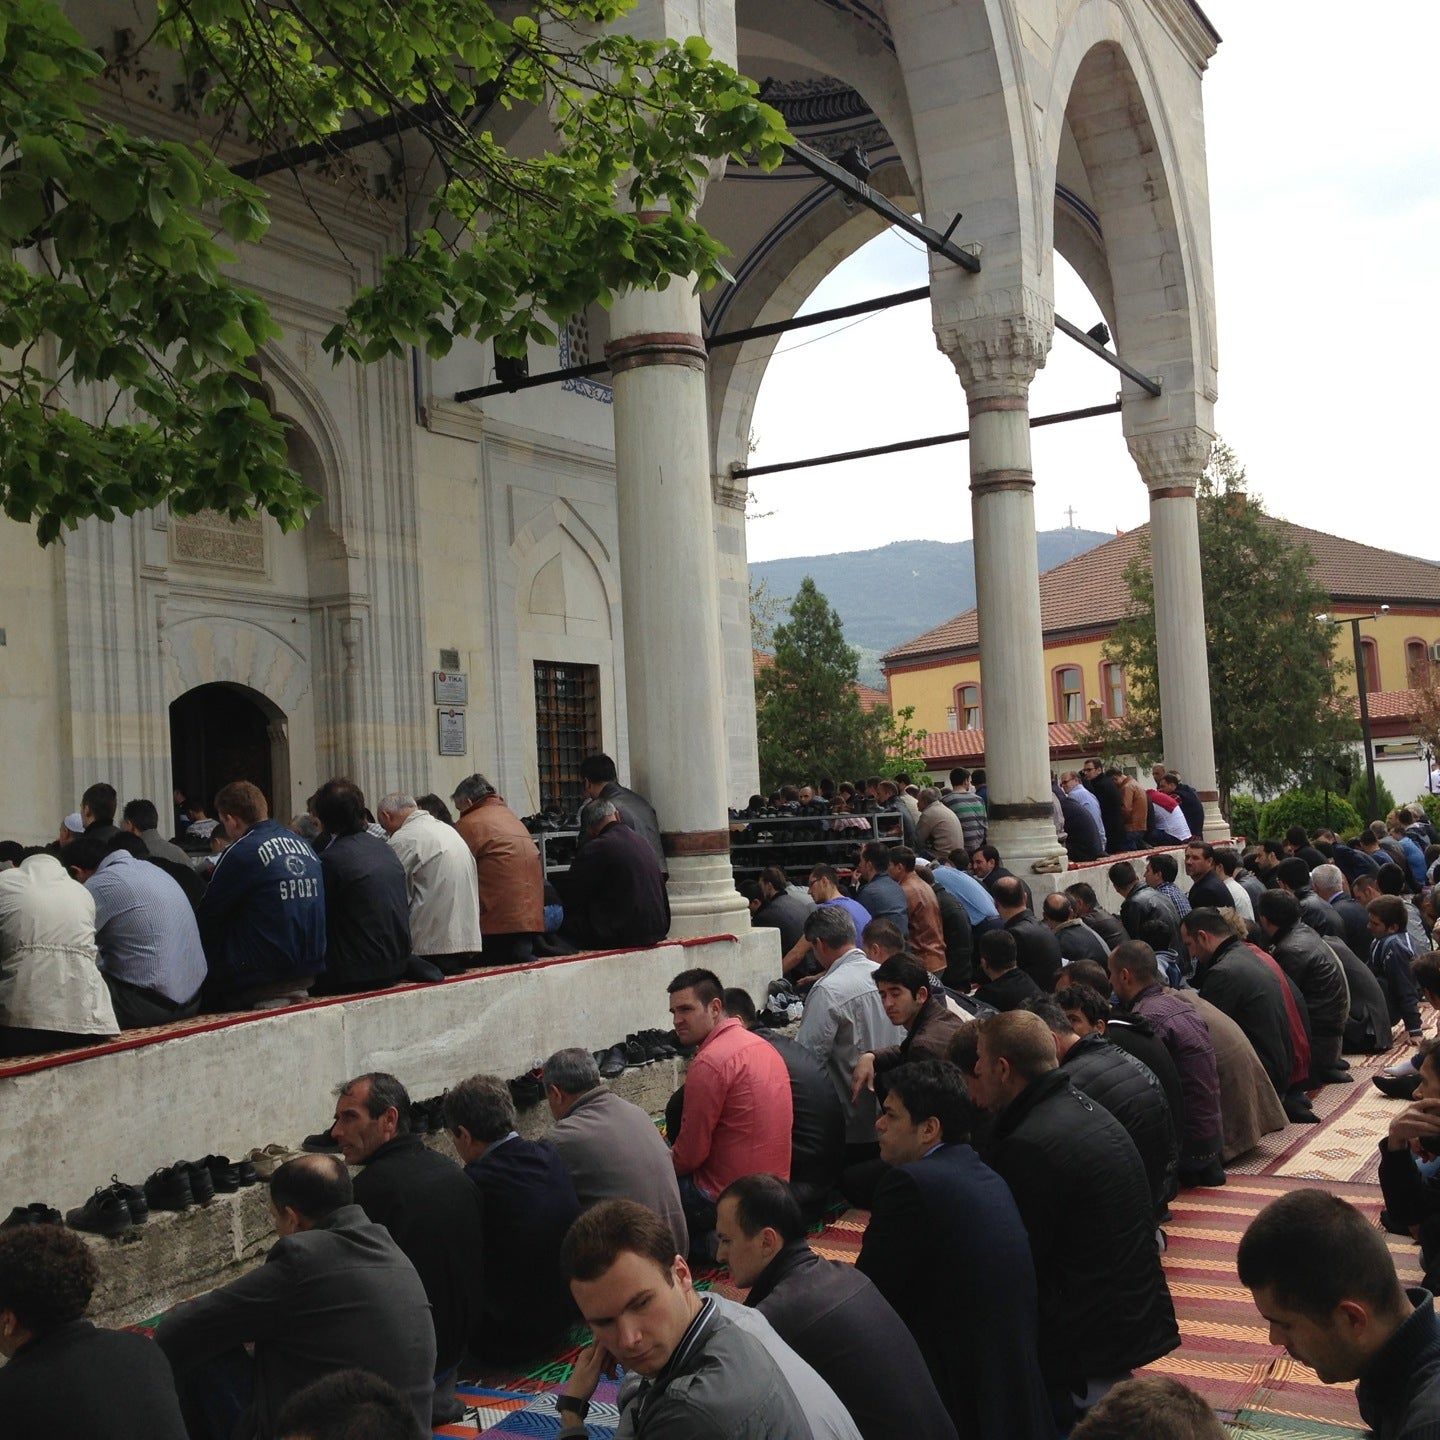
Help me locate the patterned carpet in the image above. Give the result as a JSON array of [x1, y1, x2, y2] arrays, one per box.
[[440, 1042, 1423, 1438]]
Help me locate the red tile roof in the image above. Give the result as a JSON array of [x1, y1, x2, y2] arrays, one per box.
[[883, 518, 1440, 666], [754, 651, 891, 713], [921, 718, 1124, 766]]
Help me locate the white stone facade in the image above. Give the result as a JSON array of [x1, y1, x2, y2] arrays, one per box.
[[1, 0, 1226, 915]]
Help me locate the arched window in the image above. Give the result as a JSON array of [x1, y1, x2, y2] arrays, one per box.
[[1054, 665, 1084, 723], [1359, 637, 1381, 693], [1406, 638, 1432, 687], [954, 682, 982, 730], [1101, 662, 1127, 719]]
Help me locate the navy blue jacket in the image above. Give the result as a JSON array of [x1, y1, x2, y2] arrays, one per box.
[[858, 1143, 1054, 1440], [317, 831, 411, 990], [464, 1136, 581, 1358], [197, 821, 326, 999], [1357, 1289, 1440, 1440]]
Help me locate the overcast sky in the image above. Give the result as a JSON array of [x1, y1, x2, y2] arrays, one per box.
[[745, 3, 1439, 565]]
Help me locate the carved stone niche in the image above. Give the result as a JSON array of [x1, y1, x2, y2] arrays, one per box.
[[171, 508, 266, 573]]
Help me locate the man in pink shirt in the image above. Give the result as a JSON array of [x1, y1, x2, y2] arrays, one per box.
[[665, 967, 793, 1262]]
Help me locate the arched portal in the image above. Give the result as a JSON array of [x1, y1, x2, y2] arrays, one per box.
[[169, 683, 290, 820]]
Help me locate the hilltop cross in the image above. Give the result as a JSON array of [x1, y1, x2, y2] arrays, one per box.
[[1064, 506, 1077, 528]]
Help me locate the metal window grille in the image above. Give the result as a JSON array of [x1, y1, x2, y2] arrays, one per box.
[[534, 661, 600, 813]]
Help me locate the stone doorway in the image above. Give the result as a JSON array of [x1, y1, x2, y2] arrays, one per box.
[[169, 683, 289, 820]]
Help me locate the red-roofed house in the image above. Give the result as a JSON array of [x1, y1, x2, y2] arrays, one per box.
[[883, 520, 1440, 795]]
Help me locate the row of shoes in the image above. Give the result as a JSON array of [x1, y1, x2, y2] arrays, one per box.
[[4, 1156, 262, 1240], [595, 1029, 687, 1080]]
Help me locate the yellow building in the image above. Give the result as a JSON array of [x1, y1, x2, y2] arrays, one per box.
[[882, 521, 1440, 780]]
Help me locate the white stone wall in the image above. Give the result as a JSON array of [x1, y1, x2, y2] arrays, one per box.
[[0, 931, 779, 1220]]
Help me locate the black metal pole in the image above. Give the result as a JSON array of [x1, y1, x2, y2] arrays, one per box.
[[1053, 314, 1162, 398], [452, 284, 933, 404], [782, 142, 982, 275], [1349, 617, 1380, 821], [731, 400, 1122, 480]]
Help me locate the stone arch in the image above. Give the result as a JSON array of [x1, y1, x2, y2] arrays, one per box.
[[1043, 4, 1216, 433], [708, 162, 918, 476], [163, 614, 311, 717], [506, 501, 624, 811], [885, 0, 1047, 330], [253, 343, 357, 561]]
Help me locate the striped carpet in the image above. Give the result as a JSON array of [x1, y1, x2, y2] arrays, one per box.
[[446, 1044, 1422, 1438]]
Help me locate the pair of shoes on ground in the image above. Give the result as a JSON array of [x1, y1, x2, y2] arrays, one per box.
[[249, 1144, 304, 1179], [2, 1202, 63, 1229], [1374, 1067, 1423, 1100], [141, 1155, 259, 1216], [411, 1094, 449, 1134], [594, 1030, 685, 1080], [509, 1071, 545, 1108]]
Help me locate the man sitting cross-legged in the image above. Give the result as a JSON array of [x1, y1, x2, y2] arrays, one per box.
[[1025, 997, 1177, 1220], [716, 1173, 959, 1440], [665, 967, 792, 1261], [973, 929, 1044, 1013], [0, 1223, 188, 1440], [1239, 1190, 1440, 1439], [330, 1072, 483, 1426], [543, 1046, 689, 1258], [556, 1199, 861, 1440], [444, 1074, 581, 1363], [973, 1011, 1179, 1427], [721, 988, 845, 1222], [856, 1060, 1055, 1440], [154, 1154, 435, 1440]]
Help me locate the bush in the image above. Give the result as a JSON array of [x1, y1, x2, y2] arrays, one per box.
[[1419, 793, 1440, 830], [1345, 772, 1397, 826], [1227, 794, 1262, 844], [1259, 788, 1363, 841]]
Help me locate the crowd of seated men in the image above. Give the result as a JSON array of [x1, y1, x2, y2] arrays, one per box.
[[0, 754, 671, 1056]]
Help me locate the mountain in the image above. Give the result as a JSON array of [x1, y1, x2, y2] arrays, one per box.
[[751, 529, 1114, 687]]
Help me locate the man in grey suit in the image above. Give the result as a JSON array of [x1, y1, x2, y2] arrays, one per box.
[[578, 753, 666, 877], [155, 1155, 434, 1440], [543, 1047, 688, 1256]]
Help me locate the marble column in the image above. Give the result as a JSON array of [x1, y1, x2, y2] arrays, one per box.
[[1128, 430, 1226, 839], [942, 309, 1067, 879], [606, 281, 749, 937]]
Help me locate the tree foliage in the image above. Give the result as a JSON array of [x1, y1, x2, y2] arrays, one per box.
[[0, 0, 788, 540], [1103, 441, 1358, 808], [1258, 789, 1362, 840], [756, 577, 922, 789]]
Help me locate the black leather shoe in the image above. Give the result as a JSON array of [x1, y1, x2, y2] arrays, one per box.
[[1375, 1069, 1423, 1100], [66, 1188, 132, 1237], [201, 1156, 241, 1193], [2, 1202, 63, 1228], [234, 1158, 260, 1188], [109, 1175, 148, 1223], [597, 1044, 627, 1080], [144, 1164, 195, 1212], [184, 1160, 216, 1206], [508, 1073, 543, 1109], [623, 1037, 648, 1067], [301, 1127, 342, 1154]]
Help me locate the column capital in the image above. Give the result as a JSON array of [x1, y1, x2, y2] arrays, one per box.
[[713, 467, 748, 512], [1127, 427, 1214, 496], [935, 286, 1054, 400]]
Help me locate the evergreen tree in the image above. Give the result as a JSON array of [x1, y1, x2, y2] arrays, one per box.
[[757, 578, 887, 788], [1104, 441, 1357, 811]]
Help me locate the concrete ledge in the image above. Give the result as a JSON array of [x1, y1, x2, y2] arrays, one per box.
[[77, 1052, 700, 1330], [0, 930, 780, 1223]]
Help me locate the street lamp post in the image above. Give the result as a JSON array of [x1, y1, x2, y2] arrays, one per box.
[[1316, 608, 1389, 823]]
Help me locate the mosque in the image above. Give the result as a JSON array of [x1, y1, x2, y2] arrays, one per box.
[[2, 0, 1225, 939]]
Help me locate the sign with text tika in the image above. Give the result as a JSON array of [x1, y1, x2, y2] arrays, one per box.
[[433, 670, 469, 704], [437, 708, 467, 757]]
